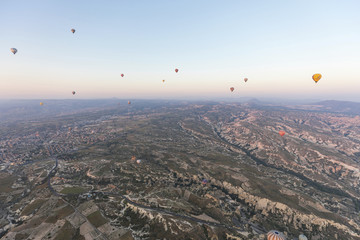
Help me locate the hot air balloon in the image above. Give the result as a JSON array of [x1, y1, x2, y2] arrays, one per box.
[[71, 28, 75, 34], [244, 78, 248, 82], [299, 234, 308, 240], [230, 87, 235, 92], [131, 156, 136, 161], [72, 91, 76, 95], [10, 48, 17, 55], [202, 179, 208, 185], [312, 73, 322, 83], [136, 159, 141, 164], [279, 130, 286, 137], [40, 102, 44, 106], [128, 101, 131, 105], [267, 230, 286, 240], [162, 80, 165, 83], [68, 127, 72, 132], [121, 74, 124, 77], [175, 68, 179, 73]]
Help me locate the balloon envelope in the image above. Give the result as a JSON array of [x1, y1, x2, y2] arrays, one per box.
[[71, 28, 75, 34], [279, 130, 286, 137], [10, 48, 17, 54], [230, 87, 234, 92], [72, 91, 76, 95], [121, 74, 124, 77], [175, 68, 179, 73], [128, 101, 131, 105], [244, 78, 248, 82], [267, 230, 286, 240], [299, 234, 308, 240], [312, 73, 322, 83], [162, 80, 165, 83], [40, 102, 44, 106]]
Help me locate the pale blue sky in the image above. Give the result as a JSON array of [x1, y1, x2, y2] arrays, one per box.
[[1, 0, 359, 100]]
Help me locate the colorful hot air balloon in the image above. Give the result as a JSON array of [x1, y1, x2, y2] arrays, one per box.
[[72, 91, 76, 95], [40, 102, 44, 106], [175, 68, 179, 73], [128, 101, 131, 105], [230, 87, 235, 92], [162, 80, 165, 83], [299, 234, 308, 240], [10, 48, 17, 55], [121, 74, 124, 77], [202, 179, 208, 185], [244, 78, 248, 82], [71, 28, 75, 34], [267, 230, 286, 240], [136, 159, 141, 164], [279, 130, 286, 137], [312, 73, 322, 83]]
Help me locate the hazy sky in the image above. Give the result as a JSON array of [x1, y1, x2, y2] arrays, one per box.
[[1, 0, 359, 101]]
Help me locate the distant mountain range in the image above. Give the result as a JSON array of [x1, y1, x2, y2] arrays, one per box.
[[289, 100, 360, 115]]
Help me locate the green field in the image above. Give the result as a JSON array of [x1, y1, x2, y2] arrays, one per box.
[[21, 199, 46, 216], [60, 186, 87, 194], [87, 210, 108, 228]]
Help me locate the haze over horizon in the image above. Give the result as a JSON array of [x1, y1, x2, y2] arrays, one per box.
[[1, 1, 359, 101]]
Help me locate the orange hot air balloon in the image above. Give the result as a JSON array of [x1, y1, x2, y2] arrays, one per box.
[[244, 78, 248, 82], [40, 102, 44, 106], [131, 156, 136, 161], [230, 87, 235, 92], [121, 74, 124, 77], [279, 130, 286, 137], [128, 101, 131, 105], [71, 28, 75, 34], [175, 68, 179, 73], [72, 91, 76, 95], [162, 79, 165, 83], [267, 230, 286, 240], [312, 73, 322, 83]]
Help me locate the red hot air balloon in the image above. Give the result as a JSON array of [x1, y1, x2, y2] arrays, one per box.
[[128, 101, 131, 105], [121, 74, 124, 77], [175, 68, 179, 73], [244, 78, 248, 82], [230, 87, 235, 92], [279, 130, 286, 137], [71, 29, 75, 34]]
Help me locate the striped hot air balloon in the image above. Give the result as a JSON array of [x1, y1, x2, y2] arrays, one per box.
[[267, 230, 286, 240]]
